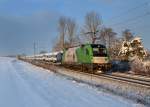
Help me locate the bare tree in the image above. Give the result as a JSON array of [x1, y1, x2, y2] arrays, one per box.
[[122, 29, 134, 41], [58, 16, 67, 49], [66, 18, 77, 46], [52, 17, 67, 51], [100, 27, 107, 46], [82, 11, 102, 43], [52, 38, 63, 51], [99, 27, 117, 58], [53, 16, 78, 50], [100, 27, 116, 48]]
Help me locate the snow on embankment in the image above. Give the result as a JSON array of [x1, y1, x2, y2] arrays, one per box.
[[55, 67, 150, 105], [0, 57, 145, 107]]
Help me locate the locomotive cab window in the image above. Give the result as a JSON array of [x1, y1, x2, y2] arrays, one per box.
[[91, 44, 108, 57]]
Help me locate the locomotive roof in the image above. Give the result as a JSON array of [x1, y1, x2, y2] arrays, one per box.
[[65, 44, 106, 49], [91, 44, 106, 48]]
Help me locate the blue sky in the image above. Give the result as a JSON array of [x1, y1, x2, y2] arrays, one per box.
[[0, 0, 150, 55]]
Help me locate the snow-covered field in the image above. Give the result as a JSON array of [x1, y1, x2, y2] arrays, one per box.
[[0, 57, 145, 107]]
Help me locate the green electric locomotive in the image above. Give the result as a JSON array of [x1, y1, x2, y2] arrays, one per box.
[[62, 44, 111, 73]]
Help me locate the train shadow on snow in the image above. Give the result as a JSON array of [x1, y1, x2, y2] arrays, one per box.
[[109, 60, 130, 73]]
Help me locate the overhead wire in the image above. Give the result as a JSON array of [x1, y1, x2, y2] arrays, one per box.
[[109, 12, 150, 27], [108, 1, 149, 22]]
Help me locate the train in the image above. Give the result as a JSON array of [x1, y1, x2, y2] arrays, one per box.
[[62, 44, 111, 72], [21, 51, 63, 63], [20, 44, 111, 73]]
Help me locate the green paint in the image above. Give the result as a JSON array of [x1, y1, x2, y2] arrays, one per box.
[[62, 44, 110, 64], [76, 44, 93, 64]]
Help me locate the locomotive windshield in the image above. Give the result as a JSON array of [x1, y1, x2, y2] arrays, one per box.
[[91, 44, 108, 57]]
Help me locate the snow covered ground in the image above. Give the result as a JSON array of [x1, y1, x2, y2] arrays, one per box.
[[0, 57, 146, 107]]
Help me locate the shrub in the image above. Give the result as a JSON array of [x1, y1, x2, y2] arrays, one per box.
[[130, 56, 150, 75]]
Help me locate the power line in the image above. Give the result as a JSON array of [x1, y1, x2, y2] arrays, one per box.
[[113, 15, 149, 29], [108, 2, 149, 21], [108, 12, 150, 27], [113, 24, 150, 33], [129, 23, 150, 30]]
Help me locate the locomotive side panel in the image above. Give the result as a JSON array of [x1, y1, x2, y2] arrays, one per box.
[[76, 44, 93, 64], [63, 47, 78, 64]]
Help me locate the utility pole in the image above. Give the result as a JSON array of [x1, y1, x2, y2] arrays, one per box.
[[34, 42, 36, 58], [62, 33, 64, 49]]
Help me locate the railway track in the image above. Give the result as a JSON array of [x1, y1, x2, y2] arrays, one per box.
[[57, 65, 150, 88], [98, 73, 150, 88], [21, 59, 150, 88], [57, 64, 150, 88], [111, 73, 150, 82]]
